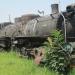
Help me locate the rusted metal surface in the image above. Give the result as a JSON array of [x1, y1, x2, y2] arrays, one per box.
[[24, 14, 59, 37], [15, 14, 40, 25]]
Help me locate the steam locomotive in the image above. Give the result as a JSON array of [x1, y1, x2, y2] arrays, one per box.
[[0, 3, 75, 56]]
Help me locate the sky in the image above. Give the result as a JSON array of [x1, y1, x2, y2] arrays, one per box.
[[0, 0, 75, 22]]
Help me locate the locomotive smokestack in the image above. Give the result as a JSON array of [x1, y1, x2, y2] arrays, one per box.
[[51, 4, 59, 14]]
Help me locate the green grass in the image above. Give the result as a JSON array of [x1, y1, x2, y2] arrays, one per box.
[[0, 52, 58, 75], [0, 52, 75, 75]]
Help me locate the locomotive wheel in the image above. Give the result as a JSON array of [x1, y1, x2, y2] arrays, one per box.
[[20, 47, 27, 56], [20, 47, 36, 59]]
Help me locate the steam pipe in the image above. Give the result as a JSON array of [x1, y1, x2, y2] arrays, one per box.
[[60, 12, 67, 43]]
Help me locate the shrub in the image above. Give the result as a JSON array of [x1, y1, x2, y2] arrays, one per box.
[[44, 30, 72, 75]]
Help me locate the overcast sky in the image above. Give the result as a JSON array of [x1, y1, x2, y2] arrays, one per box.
[[0, 0, 74, 22]]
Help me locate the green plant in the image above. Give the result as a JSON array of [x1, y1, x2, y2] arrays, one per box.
[[44, 30, 71, 75]]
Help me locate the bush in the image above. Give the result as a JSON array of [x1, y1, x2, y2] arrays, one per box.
[[44, 30, 72, 75]]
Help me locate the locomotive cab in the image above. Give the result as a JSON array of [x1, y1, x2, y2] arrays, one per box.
[[65, 4, 75, 42], [66, 4, 75, 13]]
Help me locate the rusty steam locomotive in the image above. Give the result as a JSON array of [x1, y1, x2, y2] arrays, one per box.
[[0, 3, 75, 56]]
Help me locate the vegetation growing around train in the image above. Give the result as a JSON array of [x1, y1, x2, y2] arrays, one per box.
[[43, 30, 71, 75]]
